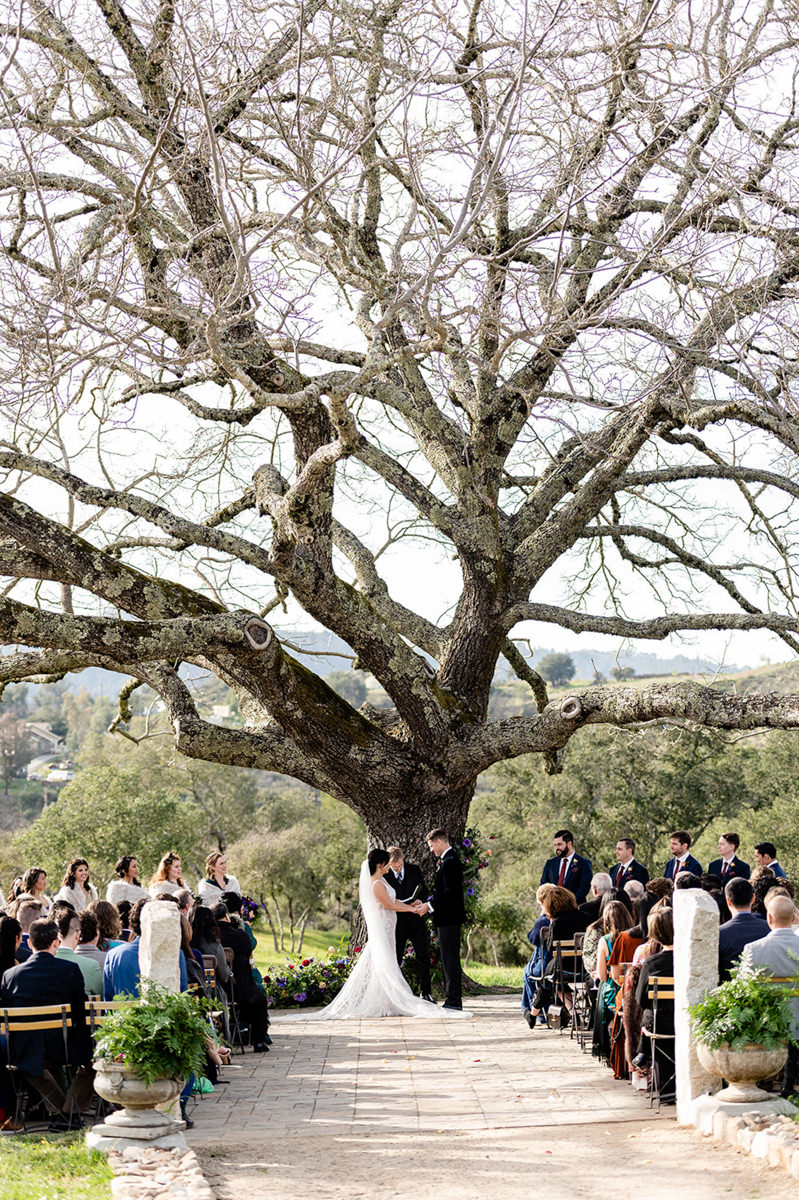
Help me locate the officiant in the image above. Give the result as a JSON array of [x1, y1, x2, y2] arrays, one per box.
[[386, 846, 434, 1003]]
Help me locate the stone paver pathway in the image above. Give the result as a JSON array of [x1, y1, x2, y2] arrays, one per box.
[[187, 996, 789, 1199]]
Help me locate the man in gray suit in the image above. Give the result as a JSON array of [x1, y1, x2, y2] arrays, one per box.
[[740, 895, 799, 1096]]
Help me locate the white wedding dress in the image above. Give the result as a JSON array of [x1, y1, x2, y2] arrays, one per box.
[[278, 861, 467, 1019]]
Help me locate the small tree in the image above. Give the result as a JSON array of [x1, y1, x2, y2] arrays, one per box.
[[611, 667, 637, 681], [537, 654, 576, 688], [0, 714, 31, 795]]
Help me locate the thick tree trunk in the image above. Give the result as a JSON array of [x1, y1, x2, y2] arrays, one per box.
[[347, 781, 476, 954]]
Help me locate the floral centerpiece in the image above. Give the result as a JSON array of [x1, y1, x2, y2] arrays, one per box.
[[265, 947, 354, 1008]]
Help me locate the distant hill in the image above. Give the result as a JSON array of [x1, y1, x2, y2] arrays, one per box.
[[51, 631, 753, 699]]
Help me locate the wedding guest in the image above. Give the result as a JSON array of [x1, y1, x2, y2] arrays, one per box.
[[580, 873, 612, 922], [521, 884, 555, 1027], [754, 842, 786, 878], [752, 871, 783, 916], [213, 902, 270, 1052], [540, 830, 592, 905], [76, 910, 107, 971], [624, 879, 645, 904], [88, 900, 124, 952], [106, 856, 149, 906], [4, 877, 22, 908], [15, 867, 52, 915], [190, 904, 231, 991], [0, 915, 22, 973], [592, 901, 632, 1064], [632, 907, 675, 1099], [663, 832, 702, 881], [53, 858, 98, 911], [197, 853, 241, 904], [610, 839, 649, 889], [718, 878, 767, 980], [526, 886, 590, 1025], [173, 889, 194, 916], [148, 852, 185, 897], [15, 900, 44, 961], [707, 833, 750, 881], [646, 877, 674, 901], [55, 908, 103, 998]]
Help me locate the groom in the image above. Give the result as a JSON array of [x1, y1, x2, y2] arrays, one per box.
[[418, 828, 466, 1011]]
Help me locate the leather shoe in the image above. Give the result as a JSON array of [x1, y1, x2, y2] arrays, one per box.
[[442, 1001, 462, 1010], [253, 1043, 270, 1053], [421, 994, 436, 1004], [523, 1008, 535, 1029]]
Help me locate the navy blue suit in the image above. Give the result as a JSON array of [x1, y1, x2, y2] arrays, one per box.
[[718, 911, 768, 980], [610, 860, 649, 888], [540, 853, 593, 905], [707, 856, 751, 881], [767, 862, 787, 879], [663, 854, 702, 881]]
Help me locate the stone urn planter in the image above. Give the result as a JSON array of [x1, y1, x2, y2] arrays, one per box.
[[696, 1041, 788, 1103], [87, 1062, 186, 1153]]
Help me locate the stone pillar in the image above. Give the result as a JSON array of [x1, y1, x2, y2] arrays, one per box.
[[140, 900, 182, 995], [673, 888, 720, 1125]]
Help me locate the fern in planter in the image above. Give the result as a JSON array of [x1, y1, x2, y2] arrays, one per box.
[[95, 985, 212, 1085], [689, 969, 795, 1052]]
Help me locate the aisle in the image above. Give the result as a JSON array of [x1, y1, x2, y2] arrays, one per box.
[[187, 996, 785, 1199]]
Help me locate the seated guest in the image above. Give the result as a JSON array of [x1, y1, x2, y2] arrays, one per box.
[[521, 885, 554, 1028], [53, 859, 98, 912], [583, 893, 616, 978], [592, 901, 632, 1064], [213, 902, 270, 1052], [103, 899, 188, 999], [173, 889, 194, 917], [633, 907, 675, 1098], [624, 879, 645, 904], [610, 838, 649, 889], [752, 871, 782, 917], [754, 842, 786, 879], [718, 878, 767, 981], [148, 852, 185, 898], [0, 917, 93, 1127], [741, 894, 799, 1095], [75, 911, 106, 971], [190, 905, 231, 992], [663, 831, 702, 881], [198, 853, 242, 905], [646, 877, 674, 901], [580, 873, 612, 923], [116, 900, 133, 940], [0, 915, 22, 973], [15, 900, 44, 962], [88, 900, 124, 952], [55, 909, 103, 998], [106, 856, 149, 906], [609, 892, 652, 985], [708, 833, 750, 881], [674, 871, 702, 890], [15, 868, 52, 915], [527, 886, 591, 1025]]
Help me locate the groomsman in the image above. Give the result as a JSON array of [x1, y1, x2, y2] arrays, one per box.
[[386, 846, 433, 1003], [707, 832, 751, 881], [418, 828, 465, 1010], [663, 830, 703, 881], [609, 838, 649, 888], [754, 842, 786, 878], [539, 830, 592, 905]]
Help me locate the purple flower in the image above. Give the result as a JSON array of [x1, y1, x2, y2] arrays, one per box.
[[462, 838, 472, 848], [466, 887, 475, 895], [277, 977, 287, 987], [294, 992, 307, 1003]]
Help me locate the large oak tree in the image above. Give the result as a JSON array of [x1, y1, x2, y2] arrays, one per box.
[[2, 0, 799, 855]]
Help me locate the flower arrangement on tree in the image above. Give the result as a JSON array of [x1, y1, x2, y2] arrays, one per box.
[[264, 945, 355, 1008]]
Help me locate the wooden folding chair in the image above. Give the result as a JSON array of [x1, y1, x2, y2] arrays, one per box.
[[643, 976, 675, 1109], [0, 1004, 74, 1131]]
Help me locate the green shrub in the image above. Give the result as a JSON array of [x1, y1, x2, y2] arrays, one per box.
[[689, 969, 795, 1051], [95, 984, 212, 1084]]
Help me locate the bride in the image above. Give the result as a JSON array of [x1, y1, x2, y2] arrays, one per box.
[[282, 848, 467, 1019]]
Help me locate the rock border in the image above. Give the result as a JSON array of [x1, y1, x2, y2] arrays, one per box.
[[699, 1107, 799, 1177], [108, 1144, 216, 1199]]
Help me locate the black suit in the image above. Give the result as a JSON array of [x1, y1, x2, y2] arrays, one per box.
[[218, 922, 269, 1045], [707, 856, 751, 881], [386, 864, 431, 995], [610, 860, 649, 888], [0, 952, 90, 1076], [431, 848, 466, 1008], [718, 911, 768, 980]]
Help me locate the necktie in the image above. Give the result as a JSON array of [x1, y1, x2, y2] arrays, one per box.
[[398, 870, 404, 883], [557, 857, 567, 886], [722, 861, 729, 877]]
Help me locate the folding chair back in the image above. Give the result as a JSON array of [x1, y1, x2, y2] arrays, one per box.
[[0, 1004, 73, 1131]]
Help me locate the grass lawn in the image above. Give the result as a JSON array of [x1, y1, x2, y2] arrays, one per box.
[[250, 923, 522, 993], [1, 1133, 113, 1200]]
